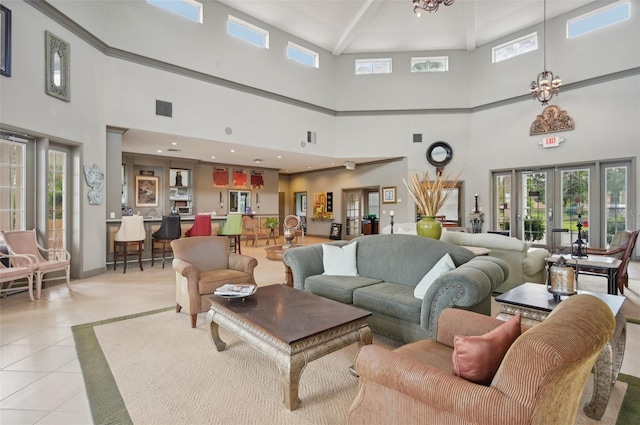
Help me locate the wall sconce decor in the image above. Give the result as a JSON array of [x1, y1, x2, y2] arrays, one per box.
[[83, 164, 104, 205]]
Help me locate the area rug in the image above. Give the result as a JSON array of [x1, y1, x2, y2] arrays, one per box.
[[73, 309, 636, 425]]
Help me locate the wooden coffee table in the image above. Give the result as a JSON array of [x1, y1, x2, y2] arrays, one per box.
[[495, 282, 626, 420], [206, 284, 372, 410]]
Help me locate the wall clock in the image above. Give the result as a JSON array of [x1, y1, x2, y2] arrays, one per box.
[[426, 141, 453, 173]]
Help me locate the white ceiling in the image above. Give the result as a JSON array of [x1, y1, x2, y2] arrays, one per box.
[[123, 0, 597, 173]]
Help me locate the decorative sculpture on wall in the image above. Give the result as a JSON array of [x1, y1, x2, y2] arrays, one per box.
[[530, 105, 574, 136], [83, 163, 104, 205]]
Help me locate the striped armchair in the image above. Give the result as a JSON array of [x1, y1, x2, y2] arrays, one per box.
[[348, 294, 614, 425]]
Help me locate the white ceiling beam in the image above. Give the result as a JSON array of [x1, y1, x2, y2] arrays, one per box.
[[464, 0, 477, 52], [332, 0, 379, 56]]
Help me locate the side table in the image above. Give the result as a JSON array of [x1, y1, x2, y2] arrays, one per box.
[[495, 282, 626, 420]]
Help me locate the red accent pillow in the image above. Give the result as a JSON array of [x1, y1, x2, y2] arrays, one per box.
[[452, 314, 521, 386]]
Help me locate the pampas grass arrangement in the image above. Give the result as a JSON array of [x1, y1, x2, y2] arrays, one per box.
[[403, 171, 461, 217]]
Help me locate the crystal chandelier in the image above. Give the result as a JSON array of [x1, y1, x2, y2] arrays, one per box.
[[412, 0, 455, 17], [530, 0, 562, 105]]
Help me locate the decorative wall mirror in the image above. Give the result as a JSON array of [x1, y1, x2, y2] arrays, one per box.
[[229, 190, 251, 213], [45, 31, 70, 102]]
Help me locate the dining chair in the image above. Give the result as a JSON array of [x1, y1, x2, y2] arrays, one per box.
[[151, 215, 182, 268], [1, 229, 72, 299], [0, 252, 38, 301], [113, 215, 146, 273], [185, 214, 212, 237], [241, 215, 268, 247], [284, 215, 304, 243], [584, 229, 639, 294]]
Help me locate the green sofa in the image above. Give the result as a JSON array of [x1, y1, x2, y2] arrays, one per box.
[[282, 234, 509, 342]]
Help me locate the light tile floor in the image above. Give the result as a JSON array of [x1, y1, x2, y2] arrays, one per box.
[[1, 238, 639, 425]]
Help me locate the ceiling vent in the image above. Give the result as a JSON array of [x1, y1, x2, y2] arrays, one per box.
[[156, 100, 173, 117], [307, 131, 317, 144]]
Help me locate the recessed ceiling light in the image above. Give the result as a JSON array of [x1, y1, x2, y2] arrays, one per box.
[[157, 150, 163, 153], [253, 159, 263, 164], [211, 156, 216, 159], [230, 149, 235, 153], [171, 142, 177, 146], [277, 155, 282, 159]]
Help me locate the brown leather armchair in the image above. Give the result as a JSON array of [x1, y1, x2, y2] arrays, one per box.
[[348, 294, 614, 425], [171, 236, 258, 328]]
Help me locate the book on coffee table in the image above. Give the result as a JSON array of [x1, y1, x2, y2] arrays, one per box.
[[214, 284, 257, 297]]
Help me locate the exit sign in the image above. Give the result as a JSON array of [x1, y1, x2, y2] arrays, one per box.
[[540, 136, 564, 148]]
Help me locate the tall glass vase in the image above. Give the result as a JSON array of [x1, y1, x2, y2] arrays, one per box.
[[416, 216, 442, 239]]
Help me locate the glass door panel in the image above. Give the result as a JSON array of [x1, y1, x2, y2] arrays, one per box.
[[494, 174, 512, 234], [345, 190, 360, 237], [603, 165, 628, 244], [48, 149, 67, 258], [561, 168, 591, 248], [521, 171, 548, 245]]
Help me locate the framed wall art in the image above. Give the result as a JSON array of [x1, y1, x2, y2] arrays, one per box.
[[382, 186, 397, 204], [45, 31, 70, 101], [135, 175, 159, 207], [0, 4, 11, 77]]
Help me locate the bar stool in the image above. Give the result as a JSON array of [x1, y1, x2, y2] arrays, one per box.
[[218, 213, 243, 254], [151, 215, 181, 268], [113, 215, 146, 273], [185, 214, 212, 237]]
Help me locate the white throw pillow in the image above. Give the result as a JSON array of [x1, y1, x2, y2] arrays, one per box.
[[414, 253, 456, 299], [322, 242, 358, 276]]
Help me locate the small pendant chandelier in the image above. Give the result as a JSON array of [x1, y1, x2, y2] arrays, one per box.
[[412, 0, 455, 17], [530, 0, 562, 105]]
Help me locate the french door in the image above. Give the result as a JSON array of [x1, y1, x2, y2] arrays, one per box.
[[493, 160, 634, 252]]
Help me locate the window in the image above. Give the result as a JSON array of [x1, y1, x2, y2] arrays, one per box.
[[287, 42, 319, 68], [146, 0, 203, 23], [0, 138, 26, 234], [227, 15, 269, 49], [355, 58, 392, 75], [48, 149, 67, 254], [411, 56, 448, 72], [567, 1, 630, 38], [492, 33, 537, 63]]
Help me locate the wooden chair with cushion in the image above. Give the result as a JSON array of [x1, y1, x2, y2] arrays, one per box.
[[113, 215, 146, 273], [151, 215, 181, 268], [348, 294, 615, 425], [185, 214, 212, 237], [242, 215, 269, 247], [218, 213, 243, 253], [284, 214, 304, 243], [0, 252, 38, 301], [584, 229, 638, 294], [171, 236, 257, 328], [2, 229, 72, 299]]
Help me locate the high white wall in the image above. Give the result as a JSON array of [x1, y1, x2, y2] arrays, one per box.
[[0, 1, 108, 274], [0, 0, 638, 274]]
